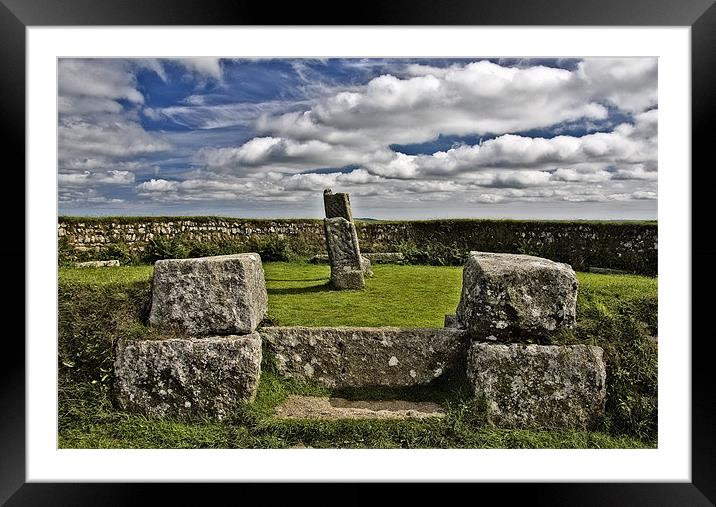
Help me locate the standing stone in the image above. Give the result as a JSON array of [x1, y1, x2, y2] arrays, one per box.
[[322, 189, 372, 289], [467, 343, 606, 429], [324, 217, 371, 289], [149, 253, 268, 335], [114, 334, 262, 420], [323, 188, 353, 222], [456, 251, 578, 341]]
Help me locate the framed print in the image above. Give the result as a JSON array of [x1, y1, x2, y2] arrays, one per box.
[[4, 0, 715, 503]]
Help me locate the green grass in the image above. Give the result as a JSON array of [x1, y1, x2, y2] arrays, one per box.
[[264, 263, 464, 327], [59, 265, 153, 285], [58, 262, 657, 449]]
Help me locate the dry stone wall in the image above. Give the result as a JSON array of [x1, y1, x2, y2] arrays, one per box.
[[58, 217, 657, 274]]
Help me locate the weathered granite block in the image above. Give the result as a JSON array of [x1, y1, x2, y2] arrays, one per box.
[[363, 252, 405, 264], [324, 217, 370, 289], [261, 326, 469, 388], [444, 314, 464, 329], [467, 343, 606, 428], [456, 251, 578, 341], [75, 259, 120, 268], [114, 334, 262, 420], [149, 253, 268, 335]]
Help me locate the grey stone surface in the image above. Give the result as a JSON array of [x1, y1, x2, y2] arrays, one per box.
[[323, 188, 353, 221], [114, 333, 262, 420], [149, 253, 268, 335], [589, 266, 629, 275], [261, 326, 469, 388], [467, 343, 606, 429], [275, 395, 445, 420], [444, 314, 464, 329], [75, 259, 120, 268], [456, 251, 578, 341], [324, 217, 367, 289], [309, 254, 331, 264], [363, 252, 405, 264]]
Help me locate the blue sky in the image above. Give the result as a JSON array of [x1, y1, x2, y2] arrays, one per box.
[[58, 58, 657, 219]]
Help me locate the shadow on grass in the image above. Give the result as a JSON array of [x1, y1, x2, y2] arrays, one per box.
[[267, 282, 334, 295]]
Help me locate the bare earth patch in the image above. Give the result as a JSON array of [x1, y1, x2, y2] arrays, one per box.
[[275, 395, 446, 420]]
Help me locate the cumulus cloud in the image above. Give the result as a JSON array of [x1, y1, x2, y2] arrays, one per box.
[[256, 59, 655, 149], [58, 59, 145, 108], [59, 120, 171, 162], [59, 58, 658, 215]]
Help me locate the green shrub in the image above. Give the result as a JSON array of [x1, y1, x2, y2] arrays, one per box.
[[102, 241, 138, 265], [397, 241, 469, 266], [142, 237, 190, 263], [248, 236, 299, 262]]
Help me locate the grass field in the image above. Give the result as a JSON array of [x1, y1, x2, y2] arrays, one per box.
[[58, 262, 658, 449]]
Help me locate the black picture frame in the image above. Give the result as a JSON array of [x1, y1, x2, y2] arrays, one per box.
[[3, 0, 714, 503]]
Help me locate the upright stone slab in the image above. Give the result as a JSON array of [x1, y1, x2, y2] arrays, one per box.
[[456, 251, 578, 341], [114, 334, 262, 420], [467, 343, 606, 429], [324, 217, 369, 289], [323, 188, 353, 221], [261, 326, 468, 388], [322, 189, 372, 289], [149, 253, 268, 335]]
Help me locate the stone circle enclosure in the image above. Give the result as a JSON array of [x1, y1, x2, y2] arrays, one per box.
[[114, 245, 606, 429]]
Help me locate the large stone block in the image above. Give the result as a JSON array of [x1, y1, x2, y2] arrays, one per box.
[[467, 343, 606, 428], [149, 253, 268, 335], [114, 334, 262, 420], [261, 326, 469, 388], [456, 251, 577, 341]]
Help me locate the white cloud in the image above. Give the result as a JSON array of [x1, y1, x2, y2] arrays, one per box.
[[58, 170, 135, 186], [257, 59, 655, 149], [137, 179, 180, 193], [59, 58, 658, 212], [58, 59, 144, 107], [59, 120, 171, 161], [176, 58, 223, 80]]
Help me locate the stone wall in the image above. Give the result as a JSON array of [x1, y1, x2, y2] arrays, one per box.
[[58, 217, 657, 274], [58, 217, 326, 254]]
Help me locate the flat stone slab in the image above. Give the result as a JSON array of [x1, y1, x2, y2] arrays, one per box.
[[588, 266, 630, 275], [467, 343, 606, 429], [261, 326, 469, 388], [114, 334, 262, 420], [275, 395, 445, 420], [364, 252, 405, 264], [75, 259, 120, 268], [149, 253, 268, 335], [456, 251, 578, 341]]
